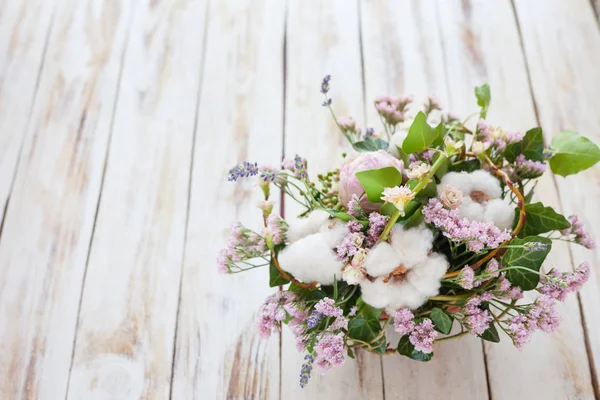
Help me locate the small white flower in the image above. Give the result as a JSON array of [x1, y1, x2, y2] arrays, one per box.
[[437, 184, 463, 209], [258, 200, 274, 217], [471, 140, 491, 155], [381, 186, 415, 216], [444, 136, 464, 155], [406, 162, 431, 180], [342, 263, 365, 285]]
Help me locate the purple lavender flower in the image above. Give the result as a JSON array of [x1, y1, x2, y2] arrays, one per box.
[[409, 319, 437, 354], [228, 161, 259, 181], [320, 74, 332, 94], [366, 212, 387, 247], [363, 128, 374, 138], [423, 199, 512, 252], [393, 308, 416, 336], [562, 215, 595, 250], [314, 298, 343, 318], [306, 310, 323, 329], [299, 355, 314, 388], [524, 241, 548, 252], [314, 332, 346, 372]]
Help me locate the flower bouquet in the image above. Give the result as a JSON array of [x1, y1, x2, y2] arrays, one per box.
[[219, 75, 600, 387]]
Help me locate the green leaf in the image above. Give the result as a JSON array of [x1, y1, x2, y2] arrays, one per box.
[[433, 122, 446, 148], [479, 323, 500, 343], [517, 202, 570, 238], [269, 257, 290, 287], [430, 308, 453, 334], [288, 283, 327, 301], [504, 127, 544, 163], [475, 84, 491, 119], [397, 336, 433, 362], [549, 130, 600, 177], [502, 236, 552, 290], [379, 202, 397, 216], [396, 146, 411, 167], [448, 159, 480, 173], [371, 336, 388, 354], [402, 206, 424, 228], [433, 152, 450, 180], [348, 314, 382, 342], [355, 166, 403, 203], [402, 112, 438, 154], [353, 137, 389, 152]]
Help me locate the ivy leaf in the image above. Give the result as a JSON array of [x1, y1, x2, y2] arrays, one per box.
[[353, 137, 389, 152], [479, 323, 501, 343], [402, 112, 438, 154], [475, 84, 491, 119], [288, 283, 327, 301], [433, 121, 446, 148], [371, 336, 388, 354], [348, 314, 381, 342], [402, 206, 424, 228], [430, 308, 453, 334], [379, 202, 397, 216], [397, 336, 434, 362], [517, 202, 570, 238], [549, 130, 600, 177], [396, 146, 411, 167], [504, 127, 544, 163], [269, 257, 290, 287], [502, 236, 552, 290], [355, 166, 403, 203]]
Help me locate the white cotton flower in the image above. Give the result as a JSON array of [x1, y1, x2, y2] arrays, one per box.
[[363, 242, 398, 277], [286, 209, 331, 243], [440, 171, 513, 230], [406, 253, 448, 298], [277, 219, 347, 285], [484, 199, 515, 231]]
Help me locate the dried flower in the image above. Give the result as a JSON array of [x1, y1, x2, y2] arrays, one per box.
[[562, 215, 595, 250], [406, 162, 431, 180], [381, 186, 415, 216], [314, 298, 343, 318], [393, 308, 416, 336], [314, 332, 346, 372], [457, 266, 475, 289], [409, 319, 437, 354]]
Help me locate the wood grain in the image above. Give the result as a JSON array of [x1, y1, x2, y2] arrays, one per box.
[[282, 1, 384, 398], [438, 1, 595, 399], [360, 2, 490, 398], [66, 0, 207, 398], [514, 0, 600, 397], [0, 0, 55, 227], [170, 0, 285, 398], [0, 0, 134, 398]]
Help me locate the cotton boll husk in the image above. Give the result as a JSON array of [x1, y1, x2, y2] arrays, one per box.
[[469, 170, 502, 199], [458, 197, 486, 222], [359, 278, 427, 312], [441, 172, 473, 194], [389, 225, 433, 268], [278, 231, 344, 285], [388, 129, 409, 158], [484, 198, 515, 231], [363, 242, 400, 277], [407, 253, 449, 298], [286, 209, 331, 243]]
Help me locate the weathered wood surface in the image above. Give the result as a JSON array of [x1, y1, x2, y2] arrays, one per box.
[[0, 0, 598, 399]]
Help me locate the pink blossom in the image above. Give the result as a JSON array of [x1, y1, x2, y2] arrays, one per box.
[[338, 150, 404, 213], [409, 319, 437, 354], [457, 266, 475, 289], [257, 291, 304, 339], [539, 262, 590, 301], [393, 308, 416, 336], [314, 332, 347, 372], [464, 295, 493, 336], [562, 215, 595, 250], [314, 298, 343, 318]]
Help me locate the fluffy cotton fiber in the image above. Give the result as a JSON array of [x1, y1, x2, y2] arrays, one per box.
[[286, 209, 331, 243]]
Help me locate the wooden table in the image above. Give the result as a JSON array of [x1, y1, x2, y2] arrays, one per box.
[[1, 0, 599, 399]]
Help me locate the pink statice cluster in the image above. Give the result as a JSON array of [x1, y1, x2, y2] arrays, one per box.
[[374, 95, 412, 125], [495, 274, 524, 300], [478, 120, 524, 151], [314, 298, 344, 318], [393, 308, 416, 336], [266, 214, 288, 245], [473, 258, 501, 287], [366, 212, 387, 246], [504, 154, 547, 180], [464, 293, 493, 335], [217, 222, 267, 273], [457, 266, 475, 289], [314, 332, 347, 372], [506, 294, 560, 349], [539, 262, 590, 301], [392, 309, 436, 354], [562, 215, 595, 250], [335, 223, 366, 262], [423, 198, 512, 252], [258, 292, 307, 339]]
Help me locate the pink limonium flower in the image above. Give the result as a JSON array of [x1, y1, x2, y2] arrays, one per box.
[[374, 95, 413, 125], [217, 222, 267, 273], [539, 261, 590, 301], [314, 298, 344, 318], [474, 258, 500, 287], [314, 332, 347, 372], [506, 314, 535, 350], [423, 198, 512, 252], [495, 274, 524, 300], [562, 215, 595, 250], [266, 214, 288, 246], [409, 319, 437, 354], [338, 116, 359, 133], [381, 186, 415, 216], [328, 316, 349, 332], [258, 291, 305, 339], [528, 294, 560, 333], [393, 308, 416, 336], [338, 150, 404, 213], [366, 212, 387, 246], [504, 154, 547, 180], [457, 266, 475, 289], [464, 294, 493, 336], [335, 230, 366, 262]]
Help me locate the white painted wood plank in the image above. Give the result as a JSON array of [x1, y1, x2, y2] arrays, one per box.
[[66, 1, 207, 398], [0, 0, 55, 226], [0, 0, 134, 398], [514, 0, 600, 396], [438, 1, 595, 399], [171, 0, 285, 398], [360, 2, 490, 398], [282, 1, 384, 398]]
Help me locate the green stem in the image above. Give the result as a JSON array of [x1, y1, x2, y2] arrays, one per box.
[[429, 293, 472, 302], [436, 330, 468, 342]]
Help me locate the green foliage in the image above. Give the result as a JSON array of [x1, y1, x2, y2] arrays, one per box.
[[348, 314, 381, 342], [479, 323, 501, 343], [430, 308, 453, 334], [448, 159, 480, 173], [475, 84, 491, 119], [406, 178, 437, 198], [269, 257, 290, 287], [353, 137, 389, 152], [395, 146, 411, 167], [288, 283, 327, 301], [504, 127, 544, 162], [402, 112, 438, 154], [402, 206, 424, 228], [397, 336, 433, 362], [502, 236, 552, 290], [516, 202, 570, 238], [355, 166, 404, 203], [549, 130, 600, 177]]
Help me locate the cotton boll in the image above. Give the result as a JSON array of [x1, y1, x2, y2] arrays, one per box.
[[389, 226, 433, 268], [286, 209, 331, 243], [407, 253, 449, 298], [359, 278, 428, 312], [458, 197, 486, 222], [469, 170, 502, 199], [359, 279, 393, 309], [320, 220, 349, 247], [278, 232, 344, 285], [484, 199, 515, 231], [363, 242, 401, 277], [441, 172, 473, 194], [388, 129, 409, 158]]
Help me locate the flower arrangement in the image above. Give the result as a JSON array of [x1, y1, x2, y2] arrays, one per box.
[[219, 75, 600, 387]]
